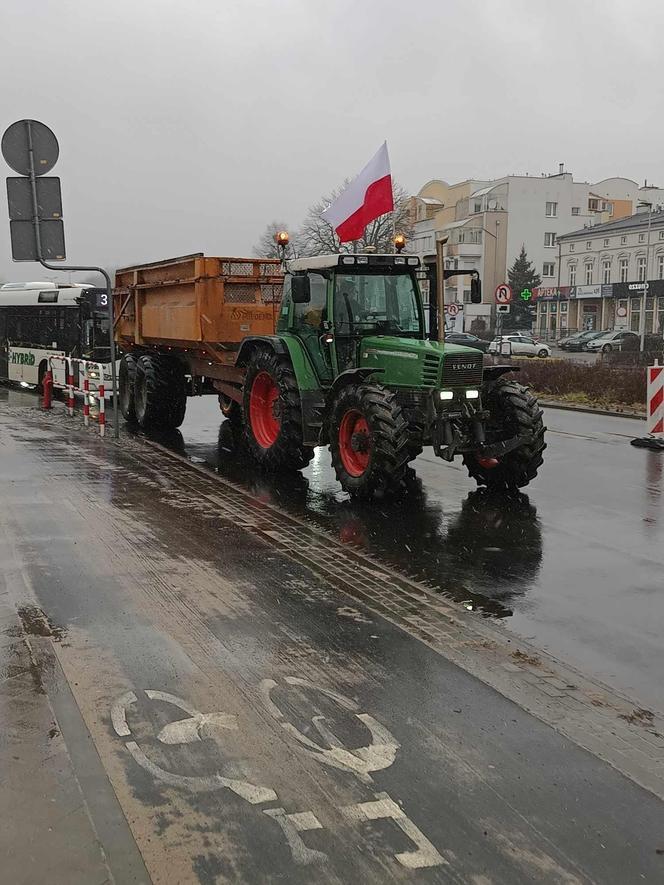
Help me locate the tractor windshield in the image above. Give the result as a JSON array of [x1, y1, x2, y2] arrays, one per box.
[[333, 271, 423, 338]]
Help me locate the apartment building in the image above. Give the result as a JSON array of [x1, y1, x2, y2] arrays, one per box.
[[536, 209, 664, 338], [410, 169, 664, 332]]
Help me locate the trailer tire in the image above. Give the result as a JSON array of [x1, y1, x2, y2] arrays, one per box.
[[134, 354, 187, 430], [243, 349, 313, 471], [330, 383, 411, 498], [463, 379, 546, 490], [119, 354, 138, 422]]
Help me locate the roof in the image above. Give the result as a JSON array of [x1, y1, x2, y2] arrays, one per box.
[[558, 209, 664, 241], [287, 254, 419, 272], [469, 184, 497, 198]]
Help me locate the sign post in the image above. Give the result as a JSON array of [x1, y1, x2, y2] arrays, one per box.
[[494, 283, 512, 338], [2, 119, 119, 438]]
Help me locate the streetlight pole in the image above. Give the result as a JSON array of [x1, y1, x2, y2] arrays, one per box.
[[638, 200, 653, 351]]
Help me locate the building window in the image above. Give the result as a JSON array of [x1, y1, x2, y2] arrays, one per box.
[[473, 202, 481, 213], [585, 264, 593, 285], [545, 202, 557, 217], [569, 265, 576, 286], [586, 240, 592, 249], [607, 203, 614, 215], [570, 243, 575, 252], [588, 198, 599, 211], [658, 254, 664, 279], [637, 256, 647, 281], [542, 262, 555, 277], [602, 260, 611, 284], [639, 233, 646, 243], [604, 239, 610, 247], [659, 231, 664, 240], [619, 258, 629, 282], [571, 207, 580, 215], [544, 232, 556, 247], [621, 236, 627, 244]]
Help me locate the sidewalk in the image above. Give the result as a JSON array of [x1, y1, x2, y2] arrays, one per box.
[[0, 604, 112, 885]]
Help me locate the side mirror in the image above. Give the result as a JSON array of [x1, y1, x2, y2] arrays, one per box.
[[291, 275, 311, 304], [470, 277, 482, 304]]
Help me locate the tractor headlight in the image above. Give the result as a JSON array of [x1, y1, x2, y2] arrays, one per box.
[[439, 390, 454, 401], [465, 389, 480, 399]]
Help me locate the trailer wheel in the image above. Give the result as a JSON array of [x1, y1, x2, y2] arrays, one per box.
[[243, 349, 313, 470], [330, 383, 410, 497], [463, 379, 546, 490], [134, 354, 187, 430], [119, 354, 138, 422]]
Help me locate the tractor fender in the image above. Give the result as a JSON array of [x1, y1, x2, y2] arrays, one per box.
[[235, 336, 288, 367], [482, 364, 520, 387], [328, 367, 384, 400]]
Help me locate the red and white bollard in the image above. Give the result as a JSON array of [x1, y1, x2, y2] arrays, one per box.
[[631, 360, 664, 449], [41, 370, 53, 410], [98, 383, 105, 438], [66, 360, 75, 417], [647, 362, 664, 437], [83, 378, 90, 427]]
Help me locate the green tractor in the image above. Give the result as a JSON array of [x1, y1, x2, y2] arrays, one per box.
[[237, 252, 546, 497]]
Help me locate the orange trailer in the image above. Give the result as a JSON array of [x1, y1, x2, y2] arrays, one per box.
[[114, 252, 283, 356]]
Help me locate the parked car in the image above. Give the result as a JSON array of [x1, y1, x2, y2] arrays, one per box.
[[488, 335, 551, 358], [584, 330, 639, 353], [558, 330, 608, 351], [444, 332, 490, 352]]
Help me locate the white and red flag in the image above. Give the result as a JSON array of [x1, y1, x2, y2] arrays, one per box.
[[322, 142, 394, 243]]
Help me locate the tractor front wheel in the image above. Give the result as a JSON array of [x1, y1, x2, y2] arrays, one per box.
[[243, 350, 313, 471], [330, 383, 410, 497], [463, 379, 546, 490]]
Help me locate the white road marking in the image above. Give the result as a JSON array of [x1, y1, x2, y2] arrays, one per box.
[[260, 677, 400, 783], [263, 807, 327, 865], [111, 690, 137, 737], [125, 740, 277, 804], [341, 792, 446, 869], [157, 712, 238, 745]]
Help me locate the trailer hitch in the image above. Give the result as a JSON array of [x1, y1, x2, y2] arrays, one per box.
[[479, 433, 533, 459]]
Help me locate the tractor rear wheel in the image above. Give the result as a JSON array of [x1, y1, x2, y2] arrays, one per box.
[[330, 383, 410, 497], [119, 353, 138, 422], [134, 354, 187, 430], [243, 349, 314, 471], [463, 379, 546, 490]]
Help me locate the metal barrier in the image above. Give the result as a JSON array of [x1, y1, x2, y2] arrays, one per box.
[[47, 356, 107, 437]]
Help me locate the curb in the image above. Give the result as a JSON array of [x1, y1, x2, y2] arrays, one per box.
[[539, 399, 645, 420]]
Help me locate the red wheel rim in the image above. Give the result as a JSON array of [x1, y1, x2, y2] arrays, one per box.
[[338, 409, 371, 477], [249, 371, 280, 448]]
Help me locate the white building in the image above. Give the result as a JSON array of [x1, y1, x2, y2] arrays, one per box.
[[410, 169, 664, 333], [535, 208, 664, 339]]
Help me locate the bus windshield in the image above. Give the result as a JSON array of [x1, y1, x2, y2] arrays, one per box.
[[333, 271, 423, 338]]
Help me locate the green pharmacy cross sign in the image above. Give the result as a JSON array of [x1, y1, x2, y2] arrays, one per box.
[[520, 288, 533, 301]]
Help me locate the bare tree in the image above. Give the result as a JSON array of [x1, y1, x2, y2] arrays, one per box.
[[297, 181, 413, 257], [253, 221, 298, 259]]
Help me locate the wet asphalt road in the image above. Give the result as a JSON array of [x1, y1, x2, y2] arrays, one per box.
[[147, 395, 664, 712], [2, 390, 664, 885]]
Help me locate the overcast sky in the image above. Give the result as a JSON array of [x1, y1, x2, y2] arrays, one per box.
[[0, 0, 662, 281]]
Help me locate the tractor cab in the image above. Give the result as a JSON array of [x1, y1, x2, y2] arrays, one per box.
[[279, 253, 477, 381]]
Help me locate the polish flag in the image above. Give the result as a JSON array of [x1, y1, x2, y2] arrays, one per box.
[[322, 142, 394, 243]]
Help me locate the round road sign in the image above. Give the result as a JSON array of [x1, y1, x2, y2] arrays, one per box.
[[2, 119, 59, 177], [495, 284, 512, 304], [447, 302, 460, 317], [616, 306, 628, 318]]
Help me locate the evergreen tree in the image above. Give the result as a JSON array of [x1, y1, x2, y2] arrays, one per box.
[[505, 245, 541, 329]]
